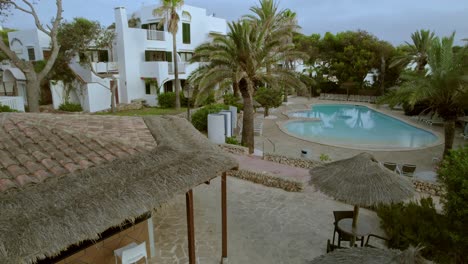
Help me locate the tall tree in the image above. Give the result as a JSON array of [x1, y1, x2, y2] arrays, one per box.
[[153, 0, 184, 110], [381, 33, 468, 157], [390, 29, 435, 72], [0, 0, 63, 112], [190, 19, 305, 153]]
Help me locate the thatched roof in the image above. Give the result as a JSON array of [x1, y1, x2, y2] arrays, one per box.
[[310, 247, 429, 264], [309, 153, 415, 207], [0, 113, 237, 264]]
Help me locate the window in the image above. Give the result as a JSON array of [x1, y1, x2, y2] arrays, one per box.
[[27, 48, 35, 61], [145, 51, 171, 62], [182, 23, 191, 44], [142, 22, 164, 31], [98, 50, 109, 62], [43, 50, 51, 60], [145, 82, 151, 95], [178, 52, 193, 62]]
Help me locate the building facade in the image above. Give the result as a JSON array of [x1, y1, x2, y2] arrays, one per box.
[[114, 4, 227, 106]]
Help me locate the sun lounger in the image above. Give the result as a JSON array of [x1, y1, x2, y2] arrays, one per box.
[[382, 162, 397, 172], [397, 164, 416, 177]]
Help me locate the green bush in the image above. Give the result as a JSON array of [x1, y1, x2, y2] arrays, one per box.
[[201, 91, 216, 106], [319, 153, 331, 162], [158, 92, 177, 108], [58, 102, 83, 112], [438, 147, 468, 261], [191, 104, 228, 132], [223, 94, 243, 112], [226, 136, 241, 146], [0, 104, 17, 112], [254, 87, 282, 116], [377, 198, 453, 263]]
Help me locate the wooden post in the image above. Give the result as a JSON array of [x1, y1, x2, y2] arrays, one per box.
[[351, 205, 359, 246], [186, 190, 195, 264], [222, 171, 228, 261]]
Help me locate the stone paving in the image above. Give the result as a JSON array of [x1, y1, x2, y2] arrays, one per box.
[[151, 177, 385, 264]]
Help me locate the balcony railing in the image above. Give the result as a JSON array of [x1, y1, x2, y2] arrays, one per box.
[[168, 62, 186, 74], [147, 30, 165, 41], [0, 96, 25, 112], [92, 62, 118, 73]]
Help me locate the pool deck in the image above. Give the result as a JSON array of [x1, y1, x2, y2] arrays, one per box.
[[257, 96, 467, 173]]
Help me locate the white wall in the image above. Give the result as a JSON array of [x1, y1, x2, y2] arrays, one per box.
[[115, 4, 227, 106], [8, 29, 50, 61], [86, 83, 113, 112]]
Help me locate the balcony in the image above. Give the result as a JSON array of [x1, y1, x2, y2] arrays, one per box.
[[91, 62, 118, 73], [147, 30, 165, 41], [168, 62, 186, 74]]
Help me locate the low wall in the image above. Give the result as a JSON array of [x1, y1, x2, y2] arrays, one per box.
[[218, 144, 249, 155], [263, 153, 323, 169], [115, 101, 144, 111], [227, 169, 303, 192], [412, 179, 444, 196]]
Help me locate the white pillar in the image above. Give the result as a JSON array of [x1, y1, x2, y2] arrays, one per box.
[[114, 7, 130, 103], [229, 106, 237, 135], [220, 111, 232, 138], [147, 216, 156, 258], [208, 114, 226, 144]]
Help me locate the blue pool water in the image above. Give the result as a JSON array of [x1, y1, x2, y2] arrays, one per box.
[[285, 104, 438, 148]]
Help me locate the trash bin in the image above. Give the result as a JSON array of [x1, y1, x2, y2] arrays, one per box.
[[301, 149, 310, 159]]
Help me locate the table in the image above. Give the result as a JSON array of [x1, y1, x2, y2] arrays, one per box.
[[337, 218, 371, 247]]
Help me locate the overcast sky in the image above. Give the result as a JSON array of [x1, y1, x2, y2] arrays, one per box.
[[3, 0, 468, 45]]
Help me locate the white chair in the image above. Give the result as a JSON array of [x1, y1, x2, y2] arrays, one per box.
[[114, 242, 148, 264]]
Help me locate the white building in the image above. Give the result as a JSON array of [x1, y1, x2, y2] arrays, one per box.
[[9, 29, 51, 61], [2, 3, 227, 112], [114, 4, 227, 106]]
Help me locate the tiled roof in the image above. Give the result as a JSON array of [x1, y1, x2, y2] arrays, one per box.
[[0, 113, 157, 193]]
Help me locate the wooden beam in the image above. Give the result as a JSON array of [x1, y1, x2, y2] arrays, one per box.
[[222, 171, 227, 259], [186, 189, 195, 264]]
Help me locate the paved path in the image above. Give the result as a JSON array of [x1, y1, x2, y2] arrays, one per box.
[[151, 177, 384, 264]]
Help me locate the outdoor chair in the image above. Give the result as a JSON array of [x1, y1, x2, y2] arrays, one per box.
[[365, 234, 389, 248], [114, 242, 148, 264], [382, 162, 397, 172], [397, 164, 416, 177], [332, 211, 364, 247], [326, 239, 346, 253]]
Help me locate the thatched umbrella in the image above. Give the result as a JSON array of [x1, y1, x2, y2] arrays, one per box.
[[310, 246, 428, 264], [309, 153, 415, 243]]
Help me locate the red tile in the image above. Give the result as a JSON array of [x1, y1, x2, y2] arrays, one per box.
[[0, 178, 18, 192], [6, 165, 28, 177]]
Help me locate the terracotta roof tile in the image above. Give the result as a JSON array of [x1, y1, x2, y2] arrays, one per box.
[[0, 113, 154, 193], [0, 178, 17, 192]]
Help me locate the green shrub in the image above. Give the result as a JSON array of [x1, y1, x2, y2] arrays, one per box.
[[438, 147, 468, 261], [377, 198, 457, 263], [201, 91, 216, 106], [0, 104, 17, 112], [223, 94, 243, 112], [158, 92, 177, 108], [319, 153, 331, 162], [254, 87, 282, 116], [226, 136, 241, 146], [191, 104, 228, 132], [58, 102, 83, 112]]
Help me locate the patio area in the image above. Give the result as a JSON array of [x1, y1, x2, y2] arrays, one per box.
[[152, 176, 385, 264]]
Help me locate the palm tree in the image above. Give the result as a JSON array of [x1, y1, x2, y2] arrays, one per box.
[[381, 33, 468, 157], [190, 20, 305, 153], [153, 0, 184, 109], [390, 29, 435, 72]]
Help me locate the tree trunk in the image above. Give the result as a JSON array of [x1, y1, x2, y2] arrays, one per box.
[[380, 56, 386, 95], [283, 87, 288, 103], [264, 107, 269, 117], [233, 81, 239, 98], [172, 33, 181, 109], [25, 72, 40, 112], [443, 120, 455, 157], [110, 80, 116, 113], [240, 81, 254, 154]]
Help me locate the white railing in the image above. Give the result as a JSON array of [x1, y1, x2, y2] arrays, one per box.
[[168, 62, 186, 74], [92, 62, 119, 73], [0, 96, 25, 112], [147, 30, 165, 41]]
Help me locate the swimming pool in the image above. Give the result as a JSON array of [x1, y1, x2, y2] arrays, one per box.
[[284, 104, 439, 149]]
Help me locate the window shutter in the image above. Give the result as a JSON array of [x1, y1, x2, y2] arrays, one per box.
[[166, 52, 173, 62], [182, 23, 191, 44]]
